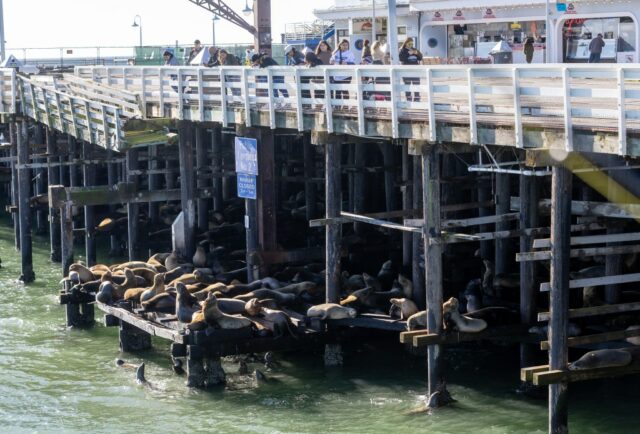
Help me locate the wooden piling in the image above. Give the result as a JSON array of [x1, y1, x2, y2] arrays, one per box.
[[10, 121, 19, 250], [82, 141, 96, 266], [33, 124, 46, 235], [324, 134, 341, 304], [211, 126, 224, 212], [178, 121, 196, 260], [353, 142, 366, 236], [147, 145, 159, 225], [422, 145, 443, 398], [126, 149, 140, 261], [381, 141, 396, 213], [412, 155, 425, 308], [495, 169, 510, 278], [303, 133, 317, 221], [60, 202, 74, 276], [195, 126, 209, 232], [257, 128, 277, 255], [106, 147, 120, 256], [401, 142, 412, 269], [46, 128, 61, 262], [519, 175, 539, 371], [548, 165, 572, 434], [16, 120, 34, 283]]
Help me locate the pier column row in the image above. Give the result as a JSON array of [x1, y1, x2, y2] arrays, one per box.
[[16, 120, 34, 282]]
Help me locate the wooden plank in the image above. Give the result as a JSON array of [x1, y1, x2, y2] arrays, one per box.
[[532, 361, 640, 386], [517, 244, 640, 262], [441, 222, 603, 245], [96, 302, 185, 343], [441, 212, 519, 229], [340, 211, 422, 234], [533, 232, 640, 249], [540, 328, 640, 350], [511, 197, 640, 220], [399, 329, 429, 344], [413, 324, 531, 347], [539, 272, 640, 292], [538, 301, 640, 322], [521, 364, 550, 382]]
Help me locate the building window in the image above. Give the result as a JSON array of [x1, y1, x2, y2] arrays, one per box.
[[563, 17, 636, 62]]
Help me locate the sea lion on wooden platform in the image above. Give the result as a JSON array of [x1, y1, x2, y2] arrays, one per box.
[[165, 251, 180, 271], [442, 298, 487, 333], [406, 311, 427, 331], [389, 298, 419, 320], [245, 298, 297, 338], [397, 274, 413, 300], [140, 274, 166, 303], [203, 293, 252, 330], [176, 283, 200, 323], [131, 267, 157, 284], [276, 281, 317, 296], [69, 263, 95, 283], [465, 306, 519, 326], [164, 264, 193, 283], [377, 260, 395, 290], [112, 262, 158, 273], [234, 289, 296, 305], [568, 349, 632, 370], [340, 287, 375, 308], [626, 325, 640, 345], [362, 273, 382, 292], [192, 246, 207, 268], [217, 298, 248, 315], [141, 291, 176, 311], [341, 272, 365, 292], [96, 282, 117, 304], [259, 277, 281, 290], [306, 303, 357, 320]]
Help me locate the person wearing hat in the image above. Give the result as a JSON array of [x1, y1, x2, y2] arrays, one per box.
[[187, 39, 203, 64], [251, 53, 278, 68], [284, 45, 305, 66], [251, 53, 288, 99], [163, 49, 179, 66]]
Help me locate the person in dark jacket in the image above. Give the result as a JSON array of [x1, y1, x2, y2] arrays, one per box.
[[163, 49, 179, 66], [523, 36, 535, 63], [187, 39, 203, 64], [589, 33, 606, 63], [284, 45, 305, 66], [303, 51, 324, 101], [399, 38, 423, 101], [251, 53, 288, 98]]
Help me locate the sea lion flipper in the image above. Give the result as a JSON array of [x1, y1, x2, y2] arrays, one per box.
[[136, 363, 146, 384]]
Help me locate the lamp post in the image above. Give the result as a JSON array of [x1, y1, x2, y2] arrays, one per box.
[[387, 0, 397, 64], [212, 14, 220, 46], [242, 0, 253, 17], [132, 15, 142, 47], [372, 0, 376, 43], [0, 0, 5, 61]]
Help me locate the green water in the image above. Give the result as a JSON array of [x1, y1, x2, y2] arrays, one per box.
[[0, 220, 638, 433]]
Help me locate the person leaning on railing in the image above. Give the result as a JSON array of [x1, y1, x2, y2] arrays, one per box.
[[316, 40, 332, 66], [251, 53, 289, 100], [330, 39, 355, 101], [399, 37, 423, 102]]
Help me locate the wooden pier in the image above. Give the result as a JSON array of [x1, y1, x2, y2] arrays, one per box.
[[2, 64, 640, 433]]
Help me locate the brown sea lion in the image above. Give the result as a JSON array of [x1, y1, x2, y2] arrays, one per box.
[[140, 274, 166, 303], [192, 246, 207, 268], [234, 289, 296, 305], [276, 281, 317, 296], [397, 274, 413, 300], [245, 298, 297, 338], [141, 291, 176, 310], [442, 297, 487, 333], [406, 311, 427, 331], [203, 293, 252, 329], [112, 261, 158, 273], [176, 283, 200, 323], [389, 298, 419, 320], [131, 267, 157, 284], [569, 349, 632, 370], [69, 263, 95, 283]]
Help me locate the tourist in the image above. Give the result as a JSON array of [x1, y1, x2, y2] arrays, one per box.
[[206, 47, 219, 67], [304, 51, 323, 67], [163, 49, 179, 66], [589, 33, 605, 63], [330, 39, 355, 101], [251, 53, 288, 99], [524, 36, 535, 64], [284, 45, 305, 66], [372, 40, 386, 65], [187, 39, 203, 64], [245, 45, 255, 66], [399, 38, 423, 102], [361, 39, 373, 65], [303, 52, 324, 103], [215, 49, 240, 66], [315, 40, 332, 66]]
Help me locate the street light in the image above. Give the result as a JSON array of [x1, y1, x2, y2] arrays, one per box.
[[242, 0, 253, 17], [131, 15, 142, 47], [212, 14, 220, 47]]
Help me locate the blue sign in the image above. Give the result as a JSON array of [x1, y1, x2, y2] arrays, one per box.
[[235, 137, 258, 175], [237, 173, 257, 199], [556, 2, 567, 11]]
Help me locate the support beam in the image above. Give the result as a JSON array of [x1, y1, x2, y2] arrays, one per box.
[[412, 155, 424, 308], [548, 165, 572, 434], [495, 168, 510, 278], [82, 141, 96, 266], [178, 121, 197, 260], [211, 126, 224, 212], [46, 128, 61, 262], [353, 142, 366, 235], [422, 145, 443, 400], [33, 125, 46, 235], [195, 126, 209, 232], [303, 133, 317, 221], [325, 137, 341, 304], [257, 128, 277, 254], [10, 122, 19, 250], [126, 149, 140, 261], [381, 141, 396, 213], [16, 120, 34, 283], [148, 145, 159, 225], [401, 142, 412, 268], [107, 147, 121, 256], [60, 202, 74, 276]]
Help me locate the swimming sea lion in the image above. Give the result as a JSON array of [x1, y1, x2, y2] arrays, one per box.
[[203, 293, 252, 330], [442, 298, 487, 333], [306, 303, 357, 320], [389, 298, 419, 320], [568, 349, 633, 370], [427, 381, 455, 409], [406, 311, 427, 331], [69, 263, 95, 283]]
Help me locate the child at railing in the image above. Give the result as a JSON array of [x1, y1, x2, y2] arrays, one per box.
[[399, 38, 423, 102]]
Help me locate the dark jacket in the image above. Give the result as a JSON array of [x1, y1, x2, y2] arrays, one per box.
[[258, 56, 279, 68], [589, 37, 605, 54], [286, 51, 305, 66], [399, 47, 423, 65]]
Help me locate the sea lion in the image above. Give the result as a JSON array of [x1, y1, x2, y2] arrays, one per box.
[[192, 246, 207, 268], [276, 281, 317, 296], [397, 274, 413, 300], [96, 282, 117, 304], [165, 251, 180, 271], [203, 293, 252, 330], [217, 298, 248, 315], [306, 303, 357, 320], [69, 263, 95, 283], [169, 272, 200, 287], [340, 287, 376, 308], [442, 298, 487, 333], [176, 283, 200, 323], [341, 272, 365, 292], [193, 283, 228, 301], [626, 325, 640, 345], [234, 289, 296, 305], [406, 311, 427, 331], [112, 262, 158, 273], [389, 298, 419, 320], [568, 349, 632, 370], [139, 274, 166, 303], [259, 277, 281, 290], [245, 298, 297, 338], [427, 381, 455, 409], [362, 273, 382, 292], [377, 260, 395, 289], [164, 264, 193, 283], [141, 291, 176, 311], [131, 267, 157, 284]]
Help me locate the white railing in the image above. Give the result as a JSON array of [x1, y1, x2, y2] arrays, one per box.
[[65, 64, 640, 158], [0, 68, 17, 114], [18, 75, 124, 150]]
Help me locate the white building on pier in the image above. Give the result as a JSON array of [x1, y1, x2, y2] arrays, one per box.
[[314, 0, 639, 63]]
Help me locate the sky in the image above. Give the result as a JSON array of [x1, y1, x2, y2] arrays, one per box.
[[2, 0, 335, 49]]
